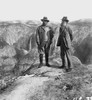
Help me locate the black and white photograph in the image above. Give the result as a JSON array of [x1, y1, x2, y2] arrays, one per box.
[[0, 0, 92, 100]]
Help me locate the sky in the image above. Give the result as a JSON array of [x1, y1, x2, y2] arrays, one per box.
[[0, 0, 92, 22]]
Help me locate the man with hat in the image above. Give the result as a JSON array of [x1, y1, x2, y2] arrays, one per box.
[[36, 17, 54, 67], [57, 16, 73, 72]]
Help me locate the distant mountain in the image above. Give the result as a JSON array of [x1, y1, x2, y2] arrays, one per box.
[[70, 19, 92, 26], [70, 19, 92, 64]]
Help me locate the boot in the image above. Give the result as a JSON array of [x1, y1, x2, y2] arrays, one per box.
[[45, 53, 50, 67], [65, 68, 72, 72]]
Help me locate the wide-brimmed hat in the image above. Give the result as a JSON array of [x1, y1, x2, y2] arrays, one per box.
[[62, 16, 69, 22], [41, 17, 49, 22]]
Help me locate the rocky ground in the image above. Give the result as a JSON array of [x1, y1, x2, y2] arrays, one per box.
[[0, 55, 92, 100]]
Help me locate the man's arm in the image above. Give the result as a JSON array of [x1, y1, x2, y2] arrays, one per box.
[[49, 27, 54, 40], [36, 27, 40, 45], [57, 27, 62, 46], [68, 27, 73, 41]]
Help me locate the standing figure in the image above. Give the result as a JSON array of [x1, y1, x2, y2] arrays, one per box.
[[57, 17, 73, 72], [36, 17, 54, 67]]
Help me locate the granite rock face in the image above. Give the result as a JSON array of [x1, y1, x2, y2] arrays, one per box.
[[0, 21, 38, 74], [70, 19, 92, 64], [0, 45, 17, 72], [0, 56, 92, 100]]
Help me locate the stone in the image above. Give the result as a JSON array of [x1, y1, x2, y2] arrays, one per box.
[[2, 58, 17, 71], [0, 45, 16, 58]]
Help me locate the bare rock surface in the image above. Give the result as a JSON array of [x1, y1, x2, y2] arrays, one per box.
[[0, 45, 16, 58], [0, 45, 17, 72], [0, 56, 92, 100], [0, 66, 65, 100], [0, 75, 49, 100]]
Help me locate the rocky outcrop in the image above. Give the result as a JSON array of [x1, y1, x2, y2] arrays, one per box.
[[0, 21, 38, 51], [0, 45, 16, 57], [70, 19, 92, 64], [0, 45, 17, 72], [0, 21, 38, 76], [0, 56, 92, 100]]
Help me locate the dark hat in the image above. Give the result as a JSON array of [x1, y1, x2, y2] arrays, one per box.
[[62, 16, 69, 22], [41, 17, 49, 22]]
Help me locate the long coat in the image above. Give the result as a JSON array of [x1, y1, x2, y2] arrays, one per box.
[[57, 25, 73, 50], [36, 25, 54, 48]]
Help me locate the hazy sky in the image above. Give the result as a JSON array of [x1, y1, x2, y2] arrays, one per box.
[[0, 0, 92, 22]]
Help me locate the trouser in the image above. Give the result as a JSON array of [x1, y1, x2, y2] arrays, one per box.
[[44, 45, 50, 64], [60, 47, 72, 69], [39, 43, 50, 64], [39, 54, 43, 64]]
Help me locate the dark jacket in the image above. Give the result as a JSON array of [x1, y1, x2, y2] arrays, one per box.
[[57, 25, 73, 49], [36, 25, 54, 48]]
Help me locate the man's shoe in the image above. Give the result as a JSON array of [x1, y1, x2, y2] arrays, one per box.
[[46, 63, 51, 67], [59, 65, 65, 69], [65, 68, 72, 72], [38, 63, 43, 68]]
